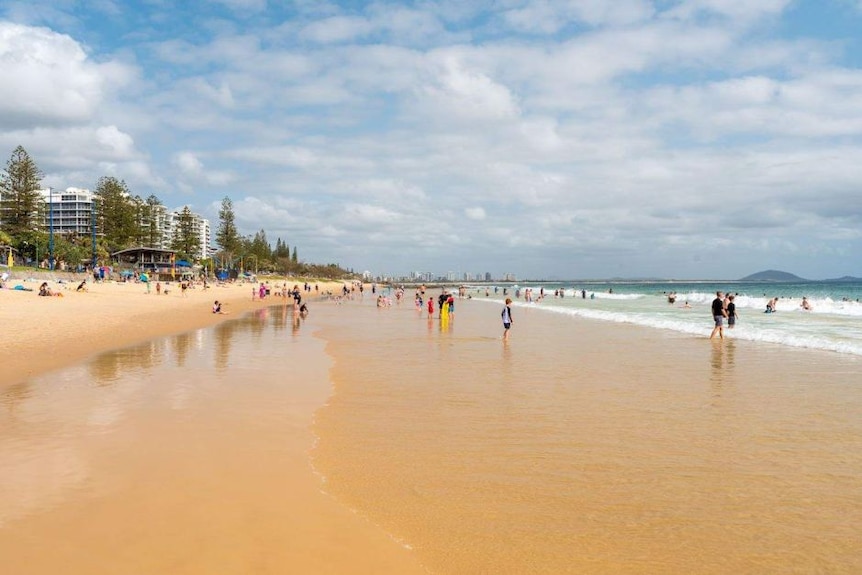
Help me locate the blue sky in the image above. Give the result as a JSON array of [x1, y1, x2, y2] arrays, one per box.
[[2, 0, 861, 280]]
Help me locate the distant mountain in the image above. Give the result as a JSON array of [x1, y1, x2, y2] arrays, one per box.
[[826, 275, 862, 282], [739, 270, 807, 282]]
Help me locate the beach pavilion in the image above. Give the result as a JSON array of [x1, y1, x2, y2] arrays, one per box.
[[110, 247, 185, 280]]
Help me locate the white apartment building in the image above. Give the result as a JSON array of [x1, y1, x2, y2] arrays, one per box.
[[33, 188, 211, 261], [161, 208, 211, 261], [37, 187, 96, 236]]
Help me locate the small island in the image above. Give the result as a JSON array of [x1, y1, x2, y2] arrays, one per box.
[[739, 270, 807, 282]]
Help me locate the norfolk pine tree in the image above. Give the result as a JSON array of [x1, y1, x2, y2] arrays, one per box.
[[94, 176, 137, 252], [216, 196, 240, 269], [171, 206, 200, 261], [0, 146, 44, 239]]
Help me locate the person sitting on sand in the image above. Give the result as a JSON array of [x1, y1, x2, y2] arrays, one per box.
[[76, 280, 87, 292], [38, 282, 62, 297], [299, 303, 309, 318], [212, 300, 227, 314]]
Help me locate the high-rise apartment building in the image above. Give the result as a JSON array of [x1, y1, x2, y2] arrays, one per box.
[[34, 187, 211, 260], [38, 187, 96, 236]]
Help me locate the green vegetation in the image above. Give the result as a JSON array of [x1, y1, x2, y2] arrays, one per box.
[[0, 145, 356, 279]]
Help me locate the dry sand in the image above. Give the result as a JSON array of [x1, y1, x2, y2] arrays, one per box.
[[1, 275, 306, 385], [0, 274, 426, 574]]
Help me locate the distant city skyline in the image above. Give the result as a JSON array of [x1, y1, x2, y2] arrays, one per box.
[[2, 2, 861, 280]]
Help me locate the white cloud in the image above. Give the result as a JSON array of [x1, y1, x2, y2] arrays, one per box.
[[174, 152, 204, 176], [0, 23, 123, 127], [663, 0, 793, 24], [502, 0, 655, 33], [299, 16, 373, 43], [420, 54, 521, 120], [4, 2, 861, 279], [172, 151, 236, 187], [465, 207, 486, 220], [95, 126, 135, 157]]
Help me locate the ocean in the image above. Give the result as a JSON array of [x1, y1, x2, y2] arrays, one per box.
[[468, 280, 862, 356]]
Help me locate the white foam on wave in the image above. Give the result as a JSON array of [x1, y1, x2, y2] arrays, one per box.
[[554, 290, 643, 300], [476, 298, 862, 357], [667, 291, 862, 318]]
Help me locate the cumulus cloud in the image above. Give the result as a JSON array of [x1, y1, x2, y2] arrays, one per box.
[[3, 2, 861, 278], [421, 54, 521, 120], [172, 151, 236, 187], [174, 152, 204, 176], [0, 23, 107, 127]]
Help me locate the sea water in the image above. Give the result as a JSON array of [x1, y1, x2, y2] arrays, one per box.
[[475, 280, 862, 356]]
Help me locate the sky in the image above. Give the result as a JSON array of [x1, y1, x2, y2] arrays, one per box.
[[1, 0, 861, 280]]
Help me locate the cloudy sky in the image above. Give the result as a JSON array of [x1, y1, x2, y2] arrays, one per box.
[[1, 1, 861, 280]]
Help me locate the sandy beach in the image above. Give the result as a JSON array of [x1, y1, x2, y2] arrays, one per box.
[[0, 275, 286, 385], [1, 275, 426, 574], [3, 280, 862, 573]]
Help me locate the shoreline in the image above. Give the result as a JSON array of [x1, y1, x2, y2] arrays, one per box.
[[0, 276, 339, 386], [1, 281, 428, 574]]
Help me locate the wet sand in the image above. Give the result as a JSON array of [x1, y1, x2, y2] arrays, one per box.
[[313, 294, 862, 574], [1, 283, 426, 574], [3, 286, 862, 573]]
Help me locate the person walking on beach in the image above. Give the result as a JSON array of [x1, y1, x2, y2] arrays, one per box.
[[502, 298, 513, 341], [710, 291, 727, 339]]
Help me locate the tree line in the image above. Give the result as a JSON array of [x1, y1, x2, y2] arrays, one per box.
[[0, 145, 353, 278]]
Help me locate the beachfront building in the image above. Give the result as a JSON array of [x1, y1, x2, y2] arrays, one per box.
[[37, 187, 96, 236], [30, 188, 211, 261], [111, 246, 176, 273], [174, 210, 211, 262]]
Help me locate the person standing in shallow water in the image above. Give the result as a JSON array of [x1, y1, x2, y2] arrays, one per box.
[[710, 291, 727, 339], [502, 298, 513, 341], [726, 294, 738, 329]]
